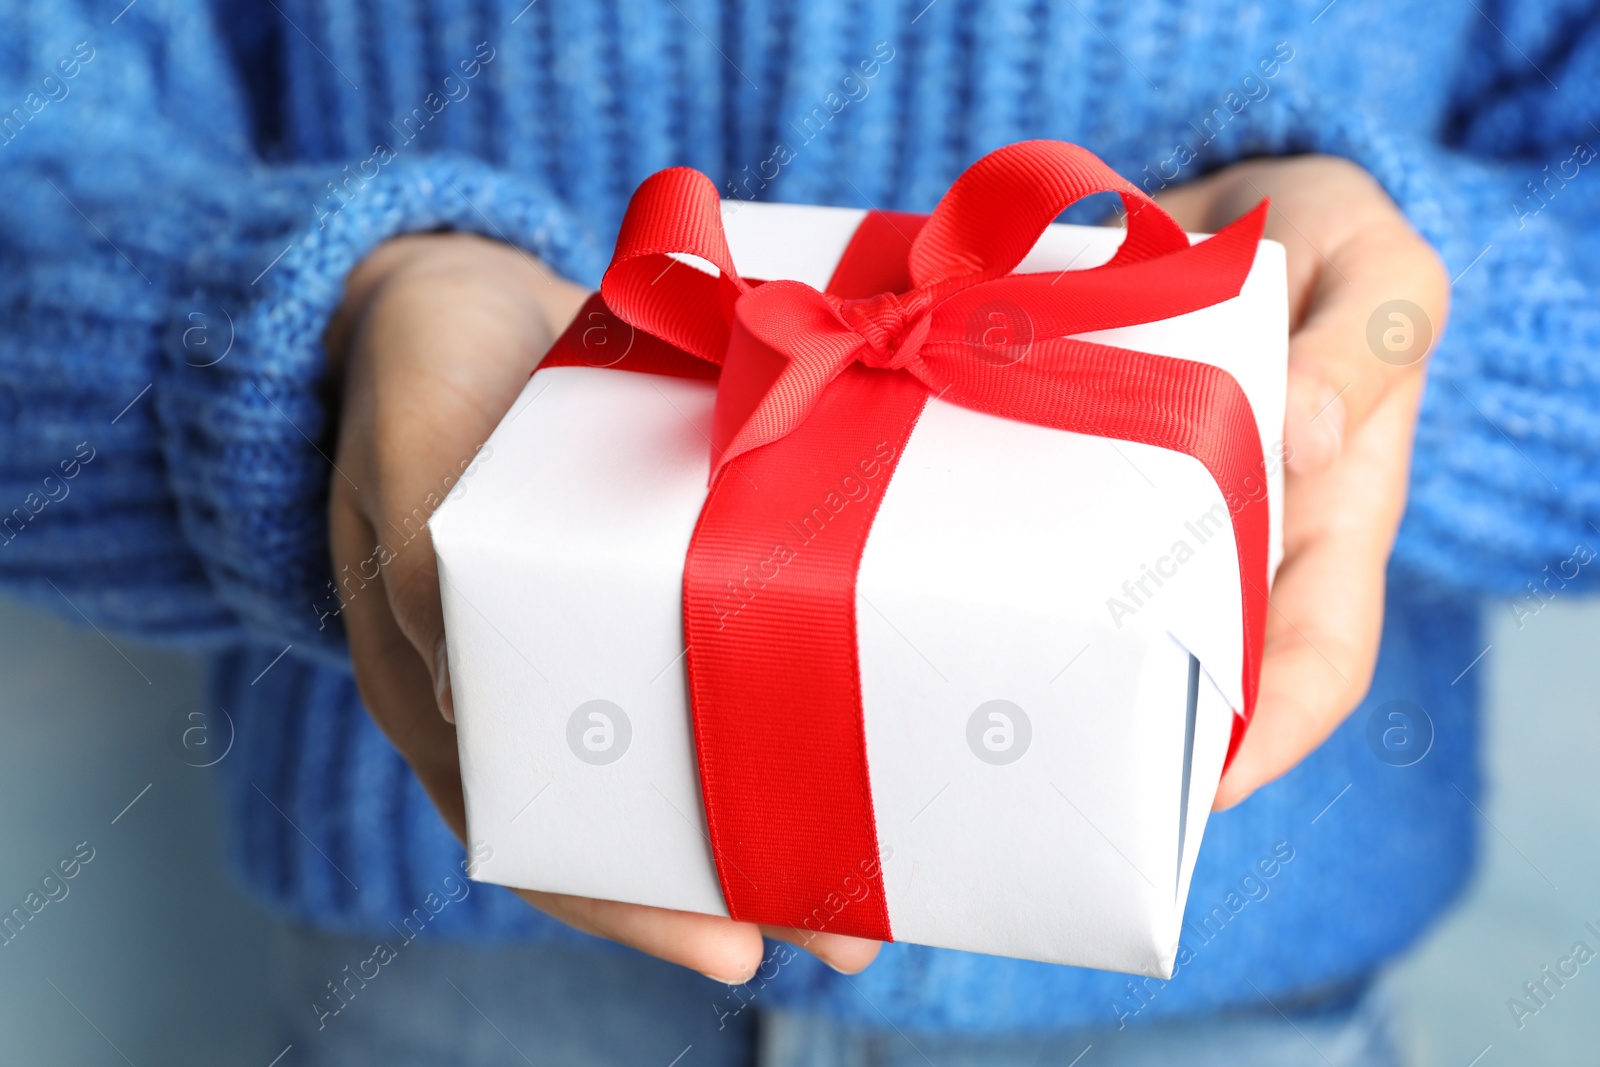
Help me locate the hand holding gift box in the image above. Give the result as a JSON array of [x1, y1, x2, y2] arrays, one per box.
[[432, 141, 1286, 977]]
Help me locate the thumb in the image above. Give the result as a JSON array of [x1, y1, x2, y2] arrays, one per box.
[[1281, 230, 1448, 475], [374, 483, 468, 723], [364, 403, 504, 724]]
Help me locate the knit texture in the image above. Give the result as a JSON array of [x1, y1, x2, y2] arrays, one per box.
[[2, 0, 1597, 1035]]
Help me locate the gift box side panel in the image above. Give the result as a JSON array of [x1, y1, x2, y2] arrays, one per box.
[[432, 369, 729, 916]]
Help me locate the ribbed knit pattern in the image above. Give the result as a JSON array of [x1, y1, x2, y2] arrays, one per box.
[[2, 0, 1596, 1034]]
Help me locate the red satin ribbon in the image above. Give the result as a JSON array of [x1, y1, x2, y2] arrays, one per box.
[[541, 141, 1270, 940]]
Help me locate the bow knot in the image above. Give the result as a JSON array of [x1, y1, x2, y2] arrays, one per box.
[[832, 289, 935, 370]]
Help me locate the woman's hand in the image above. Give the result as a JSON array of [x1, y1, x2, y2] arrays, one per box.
[[326, 232, 882, 982], [1155, 156, 1450, 809]]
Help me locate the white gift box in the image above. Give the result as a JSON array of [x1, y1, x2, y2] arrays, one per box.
[[431, 200, 1287, 978]]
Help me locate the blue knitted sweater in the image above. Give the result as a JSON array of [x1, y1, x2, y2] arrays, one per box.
[[3, 0, 1598, 1035]]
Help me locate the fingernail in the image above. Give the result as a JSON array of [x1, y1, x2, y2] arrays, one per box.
[[434, 640, 455, 724], [700, 970, 750, 986]]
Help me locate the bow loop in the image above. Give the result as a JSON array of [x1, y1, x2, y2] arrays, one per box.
[[600, 166, 749, 365], [907, 140, 1192, 287]]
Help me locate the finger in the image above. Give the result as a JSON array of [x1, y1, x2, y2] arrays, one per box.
[[1280, 226, 1448, 475], [332, 485, 467, 834], [1214, 377, 1422, 809], [1212, 542, 1384, 812], [759, 926, 883, 974], [519, 890, 768, 984], [376, 520, 454, 722], [1214, 619, 1378, 813]]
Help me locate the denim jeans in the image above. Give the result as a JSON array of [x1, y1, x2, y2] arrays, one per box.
[[759, 991, 1402, 1067], [275, 925, 1402, 1066]]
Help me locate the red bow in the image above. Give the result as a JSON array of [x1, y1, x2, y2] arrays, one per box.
[[543, 140, 1274, 937], [600, 140, 1268, 476]]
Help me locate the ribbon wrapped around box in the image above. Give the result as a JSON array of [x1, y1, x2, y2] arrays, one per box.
[[432, 141, 1287, 977]]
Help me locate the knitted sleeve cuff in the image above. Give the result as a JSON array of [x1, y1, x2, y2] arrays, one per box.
[[157, 155, 607, 663], [1154, 93, 1600, 598]]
